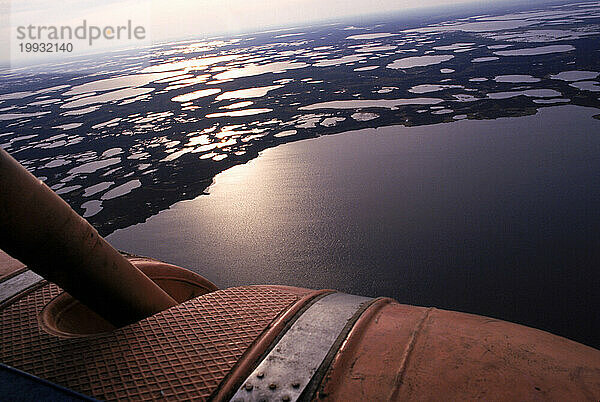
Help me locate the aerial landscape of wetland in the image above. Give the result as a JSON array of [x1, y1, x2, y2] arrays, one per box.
[[2, 0, 600, 348]]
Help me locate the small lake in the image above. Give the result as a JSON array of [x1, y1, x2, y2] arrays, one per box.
[[108, 105, 600, 348]]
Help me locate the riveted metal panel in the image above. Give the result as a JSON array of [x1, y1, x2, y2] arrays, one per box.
[[229, 292, 372, 402]]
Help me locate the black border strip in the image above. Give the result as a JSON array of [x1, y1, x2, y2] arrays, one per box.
[[0, 363, 96, 401]]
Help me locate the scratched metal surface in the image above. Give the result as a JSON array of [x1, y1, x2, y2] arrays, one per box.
[[229, 293, 372, 402]]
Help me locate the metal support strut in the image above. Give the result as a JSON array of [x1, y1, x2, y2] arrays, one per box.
[[0, 148, 177, 327]]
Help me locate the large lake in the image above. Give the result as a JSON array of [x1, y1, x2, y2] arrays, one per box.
[[109, 105, 600, 348]]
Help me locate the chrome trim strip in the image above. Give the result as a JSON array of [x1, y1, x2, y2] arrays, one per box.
[[0, 270, 43, 304], [229, 292, 372, 402]]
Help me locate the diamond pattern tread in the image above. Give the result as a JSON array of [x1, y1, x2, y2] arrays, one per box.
[[0, 283, 307, 401]]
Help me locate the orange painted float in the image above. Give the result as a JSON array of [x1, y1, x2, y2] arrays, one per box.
[[1, 147, 599, 400]]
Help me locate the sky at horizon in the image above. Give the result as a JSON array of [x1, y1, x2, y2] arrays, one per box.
[[0, 0, 570, 65]]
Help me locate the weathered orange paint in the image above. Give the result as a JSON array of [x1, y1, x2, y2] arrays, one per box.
[[39, 256, 219, 337], [316, 302, 600, 401], [126, 256, 218, 303]]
